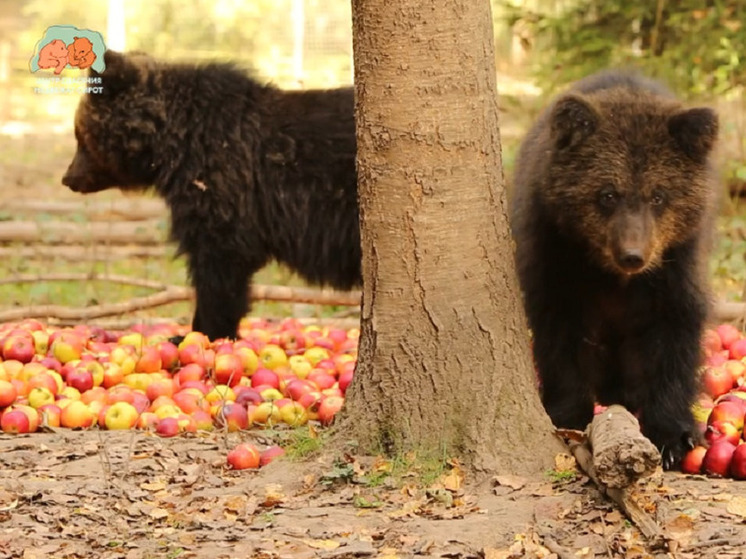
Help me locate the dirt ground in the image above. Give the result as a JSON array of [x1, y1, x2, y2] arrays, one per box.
[[0, 430, 745, 559]]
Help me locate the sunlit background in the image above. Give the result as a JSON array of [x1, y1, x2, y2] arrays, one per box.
[[1, 0, 745, 328]]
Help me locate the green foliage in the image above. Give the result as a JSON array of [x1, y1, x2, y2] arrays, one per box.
[[502, 0, 745, 98], [545, 468, 578, 485], [282, 426, 325, 459]]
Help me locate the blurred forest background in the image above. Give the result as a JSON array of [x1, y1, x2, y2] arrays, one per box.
[[0, 0, 745, 327]]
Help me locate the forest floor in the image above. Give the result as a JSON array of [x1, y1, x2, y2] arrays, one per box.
[[1, 429, 746, 559]]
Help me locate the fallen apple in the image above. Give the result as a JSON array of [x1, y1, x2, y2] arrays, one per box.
[[226, 442, 261, 470]]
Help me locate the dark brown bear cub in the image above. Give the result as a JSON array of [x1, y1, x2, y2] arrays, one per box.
[[62, 51, 359, 341], [510, 71, 718, 469]]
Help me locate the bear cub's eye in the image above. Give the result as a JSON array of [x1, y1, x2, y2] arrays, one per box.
[[650, 190, 666, 206], [598, 187, 619, 209]]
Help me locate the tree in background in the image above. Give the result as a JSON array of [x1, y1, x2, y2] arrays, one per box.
[[344, 0, 564, 476], [502, 0, 745, 98]]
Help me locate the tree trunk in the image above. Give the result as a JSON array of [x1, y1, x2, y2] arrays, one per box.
[[344, 0, 564, 477]]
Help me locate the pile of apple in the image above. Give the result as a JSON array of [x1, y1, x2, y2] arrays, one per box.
[[0, 318, 357, 469], [682, 323, 746, 479]]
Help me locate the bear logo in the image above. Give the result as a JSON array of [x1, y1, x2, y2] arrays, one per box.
[[29, 25, 106, 75], [67, 36, 96, 70], [37, 39, 68, 75]]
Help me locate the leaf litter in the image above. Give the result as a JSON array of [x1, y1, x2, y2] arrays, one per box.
[[1, 431, 746, 558]]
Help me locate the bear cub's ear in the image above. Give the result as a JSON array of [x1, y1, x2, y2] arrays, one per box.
[[90, 50, 151, 97], [668, 107, 718, 161], [549, 94, 599, 151]]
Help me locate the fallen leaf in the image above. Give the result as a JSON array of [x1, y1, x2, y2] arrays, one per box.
[[726, 496, 746, 518], [493, 475, 526, 490], [440, 465, 464, 492], [140, 481, 167, 492], [148, 507, 170, 520], [302, 538, 340, 550], [554, 452, 577, 471]]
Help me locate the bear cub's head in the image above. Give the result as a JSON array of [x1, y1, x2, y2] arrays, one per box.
[[62, 50, 165, 194], [542, 87, 718, 276]]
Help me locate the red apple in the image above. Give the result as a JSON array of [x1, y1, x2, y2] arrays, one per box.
[[27, 372, 59, 396], [723, 360, 746, 384], [66, 368, 94, 394], [307, 370, 336, 391], [38, 403, 62, 428], [717, 324, 742, 350], [338, 369, 353, 395], [50, 332, 85, 364], [708, 401, 745, 430], [101, 362, 124, 389], [681, 445, 707, 474], [191, 409, 214, 431], [259, 445, 285, 466], [251, 368, 279, 389], [215, 402, 249, 432], [173, 389, 209, 414], [176, 363, 206, 385], [60, 400, 94, 429], [0, 379, 18, 408], [1, 409, 30, 433], [134, 344, 162, 374], [2, 335, 35, 363], [284, 379, 316, 401], [213, 353, 244, 387], [702, 441, 737, 477], [705, 420, 741, 446], [226, 443, 261, 470], [234, 387, 262, 407], [702, 366, 735, 399], [729, 443, 746, 480], [317, 395, 345, 426], [730, 339, 746, 360], [155, 416, 180, 437], [131, 391, 150, 414], [156, 341, 180, 371], [136, 411, 159, 430], [146, 377, 176, 402]]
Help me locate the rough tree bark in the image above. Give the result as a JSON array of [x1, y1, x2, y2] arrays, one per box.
[[343, 0, 564, 476]]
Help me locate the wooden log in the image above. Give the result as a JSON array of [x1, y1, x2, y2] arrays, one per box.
[[562, 406, 668, 548], [2, 198, 166, 221], [0, 245, 172, 260], [0, 282, 361, 323], [569, 441, 668, 548], [0, 220, 167, 245], [586, 405, 660, 488]]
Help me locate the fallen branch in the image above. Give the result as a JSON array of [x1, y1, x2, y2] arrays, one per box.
[[0, 245, 171, 261], [0, 220, 167, 245], [569, 441, 667, 548], [0, 281, 362, 323], [2, 198, 166, 221], [44, 316, 361, 331], [0, 286, 192, 322], [0, 273, 172, 290], [565, 406, 668, 548], [588, 405, 660, 488]]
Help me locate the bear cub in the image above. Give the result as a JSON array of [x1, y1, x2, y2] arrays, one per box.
[[62, 51, 359, 342], [510, 71, 719, 469]]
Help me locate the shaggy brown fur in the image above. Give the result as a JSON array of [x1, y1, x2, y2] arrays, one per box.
[[62, 51, 359, 341], [510, 71, 719, 469]]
